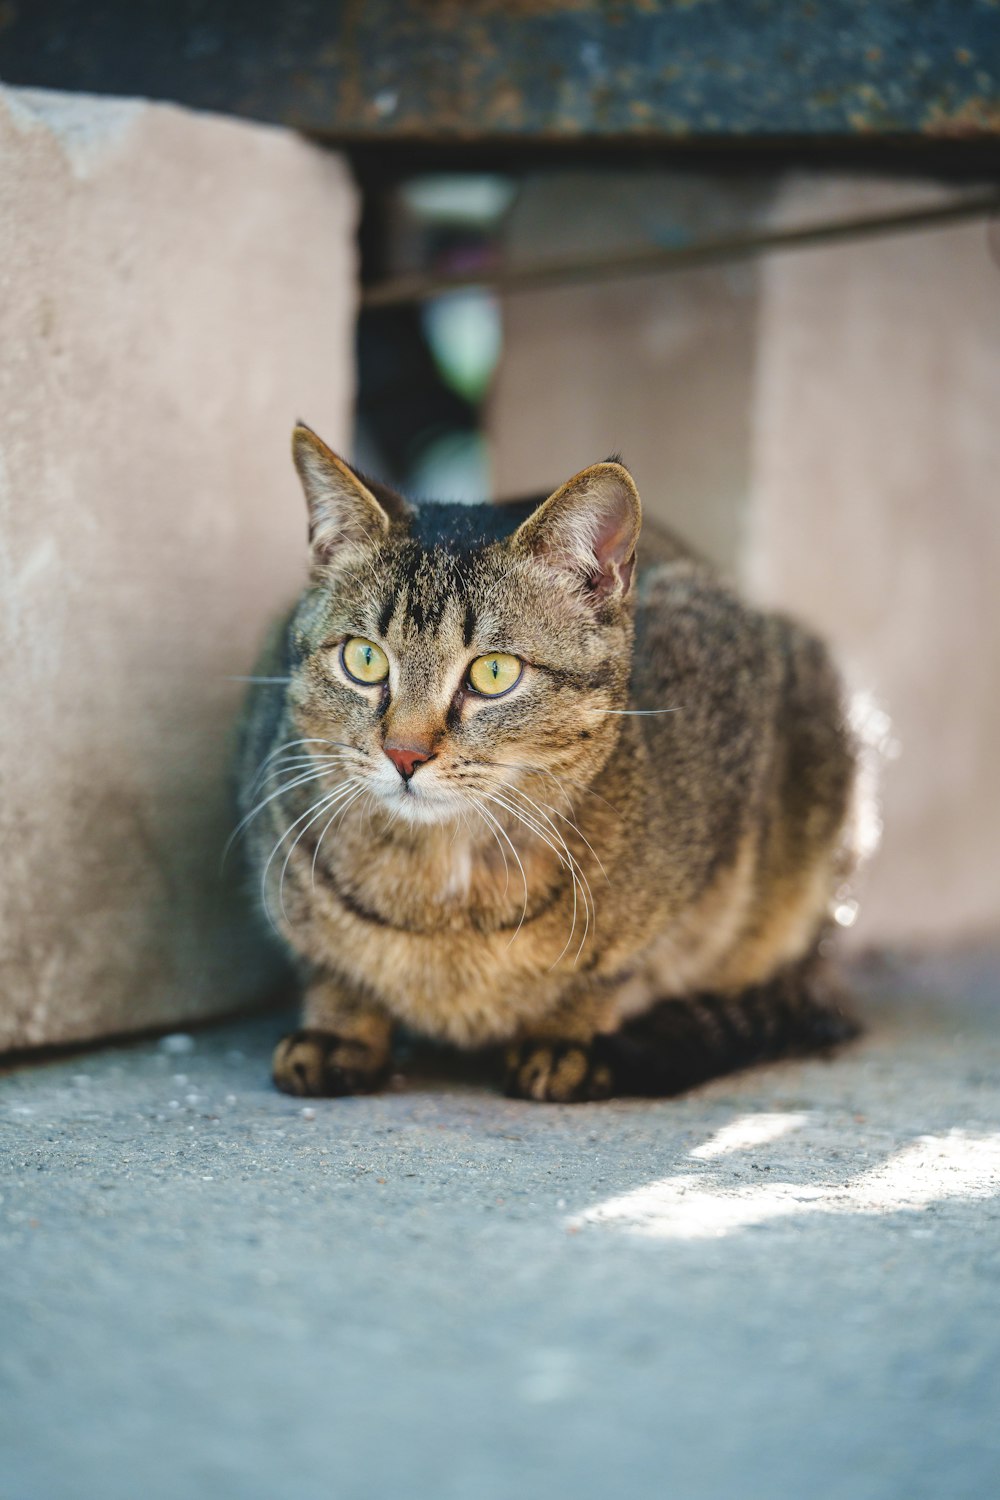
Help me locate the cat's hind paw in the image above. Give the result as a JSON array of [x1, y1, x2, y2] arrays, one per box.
[[272, 1029, 390, 1098], [504, 1040, 614, 1104]]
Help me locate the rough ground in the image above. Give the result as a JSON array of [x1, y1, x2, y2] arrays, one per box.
[[1, 948, 998, 1500]]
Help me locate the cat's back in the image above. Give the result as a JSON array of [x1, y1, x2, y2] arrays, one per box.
[[630, 552, 857, 901], [632, 549, 845, 732]]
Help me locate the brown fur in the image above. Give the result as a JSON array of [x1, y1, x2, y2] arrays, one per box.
[[236, 425, 867, 1101]]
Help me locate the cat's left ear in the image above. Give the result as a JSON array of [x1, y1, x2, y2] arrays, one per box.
[[514, 461, 641, 604]]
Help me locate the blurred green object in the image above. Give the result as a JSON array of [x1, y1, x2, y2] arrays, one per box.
[[409, 431, 493, 506], [422, 291, 502, 405], [402, 176, 518, 228]]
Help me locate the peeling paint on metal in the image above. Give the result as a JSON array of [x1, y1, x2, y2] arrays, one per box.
[[0, 1, 998, 139]]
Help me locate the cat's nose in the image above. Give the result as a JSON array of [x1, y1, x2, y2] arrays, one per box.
[[384, 742, 435, 781]]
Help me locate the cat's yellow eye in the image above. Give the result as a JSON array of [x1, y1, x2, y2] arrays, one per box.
[[341, 637, 389, 685], [468, 652, 523, 697]]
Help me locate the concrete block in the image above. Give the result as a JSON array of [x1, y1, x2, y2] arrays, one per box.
[[748, 175, 1000, 947], [0, 88, 358, 1051]]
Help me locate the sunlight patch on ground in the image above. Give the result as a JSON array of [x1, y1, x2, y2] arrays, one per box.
[[570, 1126, 1000, 1241], [689, 1111, 809, 1159]]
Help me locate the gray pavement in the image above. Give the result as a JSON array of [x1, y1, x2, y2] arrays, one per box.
[[2, 948, 999, 1500]]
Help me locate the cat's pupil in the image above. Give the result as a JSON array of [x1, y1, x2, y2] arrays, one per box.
[[363, 646, 372, 665], [489, 659, 498, 678]]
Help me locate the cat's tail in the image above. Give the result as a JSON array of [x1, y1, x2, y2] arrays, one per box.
[[595, 957, 860, 1098]]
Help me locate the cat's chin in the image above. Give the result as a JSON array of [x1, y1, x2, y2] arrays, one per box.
[[374, 784, 466, 828]]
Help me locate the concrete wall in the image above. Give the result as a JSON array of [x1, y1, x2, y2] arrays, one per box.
[[489, 172, 769, 573], [0, 88, 358, 1051], [491, 172, 1000, 950], [748, 176, 1000, 947]]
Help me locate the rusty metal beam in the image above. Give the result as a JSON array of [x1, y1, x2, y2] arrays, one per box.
[[2, 1, 999, 142]]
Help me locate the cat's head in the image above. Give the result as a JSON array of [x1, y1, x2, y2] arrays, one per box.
[[284, 424, 641, 826]]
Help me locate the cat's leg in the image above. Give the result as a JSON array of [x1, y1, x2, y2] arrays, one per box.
[[504, 987, 616, 1104], [272, 974, 394, 1097]]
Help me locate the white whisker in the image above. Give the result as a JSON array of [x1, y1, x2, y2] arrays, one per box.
[[310, 782, 367, 887], [469, 796, 511, 899], [512, 784, 611, 887], [279, 778, 363, 920], [494, 794, 584, 966], [490, 783, 600, 965], [250, 752, 353, 796], [261, 779, 365, 930], [223, 763, 346, 869], [247, 737, 358, 793], [468, 796, 529, 943], [485, 790, 593, 966], [259, 785, 346, 932], [493, 760, 623, 820]]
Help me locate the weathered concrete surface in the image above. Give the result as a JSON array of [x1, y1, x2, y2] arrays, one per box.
[[0, 88, 357, 1050], [749, 175, 1000, 948], [1, 949, 998, 1500]]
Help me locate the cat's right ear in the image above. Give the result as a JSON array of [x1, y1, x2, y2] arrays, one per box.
[[513, 460, 642, 605], [292, 423, 408, 564]]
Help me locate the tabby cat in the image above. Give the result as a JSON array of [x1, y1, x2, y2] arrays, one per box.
[[236, 424, 867, 1102]]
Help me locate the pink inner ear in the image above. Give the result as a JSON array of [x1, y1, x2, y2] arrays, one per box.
[[589, 506, 637, 599], [517, 462, 641, 603]]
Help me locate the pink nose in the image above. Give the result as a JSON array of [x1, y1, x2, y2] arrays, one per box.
[[384, 743, 434, 781]]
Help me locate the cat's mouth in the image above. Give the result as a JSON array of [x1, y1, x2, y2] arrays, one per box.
[[370, 765, 465, 825]]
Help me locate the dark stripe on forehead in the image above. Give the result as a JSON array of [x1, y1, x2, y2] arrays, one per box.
[[395, 542, 465, 635], [408, 591, 426, 631], [377, 590, 397, 638], [417, 573, 454, 632], [394, 543, 425, 631], [462, 601, 477, 648]]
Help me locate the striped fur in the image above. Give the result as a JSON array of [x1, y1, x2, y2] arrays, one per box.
[[236, 425, 871, 1102]]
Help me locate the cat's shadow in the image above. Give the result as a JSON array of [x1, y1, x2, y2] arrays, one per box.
[[390, 1033, 504, 1093]]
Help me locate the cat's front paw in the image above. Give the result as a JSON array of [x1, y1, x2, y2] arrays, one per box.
[[272, 1029, 390, 1098], [504, 1039, 614, 1103]]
